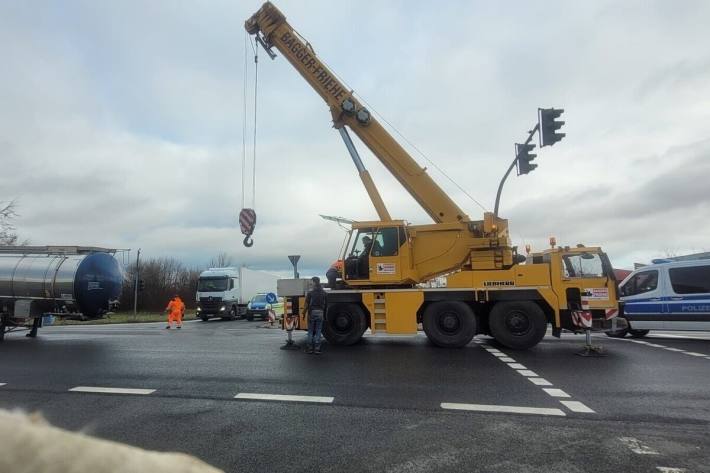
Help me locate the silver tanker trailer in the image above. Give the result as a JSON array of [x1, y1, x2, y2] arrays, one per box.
[[0, 246, 123, 340]]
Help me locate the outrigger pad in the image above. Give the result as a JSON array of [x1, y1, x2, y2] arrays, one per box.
[[576, 344, 607, 357]]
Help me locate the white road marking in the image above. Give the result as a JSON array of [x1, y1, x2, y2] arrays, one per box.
[[441, 403, 566, 416], [528, 378, 553, 386], [542, 388, 571, 398], [235, 393, 334, 404], [646, 343, 666, 348], [491, 353, 508, 358], [484, 348, 502, 354], [516, 369, 539, 377], [69, 386, 155, 395], [664, 347, 684, 352], [499, 356, 516, 362], [618, 437, 660, 455], [683, 352, 707, 357], [656, 467, 687, 472], [507, 363, 527, 370], [560, 400, 595, 413], [0, 383, 6, 387]]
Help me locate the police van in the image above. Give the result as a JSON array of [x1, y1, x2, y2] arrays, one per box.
[[607, 259, 710, 337]]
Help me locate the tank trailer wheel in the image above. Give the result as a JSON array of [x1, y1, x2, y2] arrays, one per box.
[[422, 301, 477, 348], [323, 303, 367, 346], [489, 301, 547, 350]]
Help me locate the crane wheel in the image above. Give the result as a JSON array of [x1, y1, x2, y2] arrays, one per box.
[[422, 301, 477, 348], [489, 301, 547, 350], [323, 303, 367, 346]]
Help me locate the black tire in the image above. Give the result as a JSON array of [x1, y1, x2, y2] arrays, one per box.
[[489, 301, 547, 350], [629, 329, 650, 338], [246, 313, 254, 321], [229, 306, 238, 320], [605, 328, 628, 338], [323, 303, 367, 346], [422, 301, 477, 348], [200, 316, 209, 322]]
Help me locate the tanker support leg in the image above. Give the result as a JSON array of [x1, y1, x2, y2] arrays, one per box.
[[26, 317, 41, 338]]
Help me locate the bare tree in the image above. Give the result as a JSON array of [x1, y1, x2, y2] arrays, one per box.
[[120, 257, 201, 312], [0, 200, 20, 246], [208, 252, 234, 268]]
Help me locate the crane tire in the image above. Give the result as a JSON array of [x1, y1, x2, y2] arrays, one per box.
[[422, 301, 477, 348], [489, 301, 547, 350], [323, 303, 367, 346]]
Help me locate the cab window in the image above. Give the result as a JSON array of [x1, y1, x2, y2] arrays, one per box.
[[562, 253, 604, 278], [372, 227, 400, 257], [348, 228, 375, 257], [621, 270, 658, 296], [669, 266, 710, 294]]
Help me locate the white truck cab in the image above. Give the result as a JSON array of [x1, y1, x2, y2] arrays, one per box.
[[195, 266, 280, 321], [608, 259, 710, 337]]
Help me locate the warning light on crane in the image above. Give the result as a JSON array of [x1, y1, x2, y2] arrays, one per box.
[[538, 108, 565, 147], [515, 143, 537, 175]]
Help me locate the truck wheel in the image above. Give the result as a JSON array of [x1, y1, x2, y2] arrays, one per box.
[[489, 301, 547, 350], [229, 307, 238, 320], [422, 301, 476, 348], [629, 329, 650, 338], [323, 303, 367, 346]]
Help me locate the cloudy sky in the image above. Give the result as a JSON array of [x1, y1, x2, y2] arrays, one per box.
[[1, 0, 709, 275]]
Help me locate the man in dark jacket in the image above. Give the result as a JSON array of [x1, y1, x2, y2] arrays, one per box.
[[303, 276, 327, 354]]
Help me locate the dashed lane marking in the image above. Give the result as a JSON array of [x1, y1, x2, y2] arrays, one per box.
[[528, 378, 553, 386], [69, 386, 156, 395], [235, 393, 334, 404], [542, 388, 571, 398], [560, 400, 595, 413], [441, 403, 566, 417], [618, 437, 660, 455], [479, 344, 595, 415], [656, 468, 687, 472], [516, 369, 539, 377]]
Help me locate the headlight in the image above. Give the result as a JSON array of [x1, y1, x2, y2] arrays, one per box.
[[220, 306, 226, 311], [196, 307, 202, 312]]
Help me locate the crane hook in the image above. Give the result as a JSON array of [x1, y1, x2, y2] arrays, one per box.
[[243, 235, 254, 247]]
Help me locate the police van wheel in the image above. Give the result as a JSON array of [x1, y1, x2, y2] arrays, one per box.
[[629, 329, 650, 338], [489, 301, 547, 350], [422, 301, 477, 348], [200, 316, 209, 322], [246, 314, 254, 321], [323, 303, 367, 346], [605, 328, 627, 338]]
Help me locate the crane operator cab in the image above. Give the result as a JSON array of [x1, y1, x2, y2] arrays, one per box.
[[343, 223, 409, 285]]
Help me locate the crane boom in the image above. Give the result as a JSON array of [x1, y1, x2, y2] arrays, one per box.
[[245, 2, 469, 224]]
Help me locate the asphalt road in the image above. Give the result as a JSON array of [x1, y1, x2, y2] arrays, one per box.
[[1, 320, 709, 473]]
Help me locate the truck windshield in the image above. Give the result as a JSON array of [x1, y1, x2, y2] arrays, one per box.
[[198, 277, 229, 292], [562, 253, 605, 278]]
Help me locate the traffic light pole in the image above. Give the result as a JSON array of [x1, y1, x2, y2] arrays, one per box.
[[133, 248, 140, 315], [494, 124, 538, 218]]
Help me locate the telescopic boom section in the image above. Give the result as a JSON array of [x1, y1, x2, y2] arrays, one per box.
[[245, 2, 470, 224]]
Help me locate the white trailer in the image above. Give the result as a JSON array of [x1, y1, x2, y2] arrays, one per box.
[[195, 266, 279, 321]]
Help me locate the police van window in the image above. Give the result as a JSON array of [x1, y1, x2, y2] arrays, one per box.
[[622, 270, 658, 296], [372, 227, 399, 257], [562, 253, 604, 278], [669, 266, 710, 294]]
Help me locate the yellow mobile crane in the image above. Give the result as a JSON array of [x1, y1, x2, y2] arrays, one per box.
[[246, 2, 624, 349]]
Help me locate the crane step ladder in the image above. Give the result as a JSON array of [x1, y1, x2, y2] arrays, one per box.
[[372, 293, 387, 333]]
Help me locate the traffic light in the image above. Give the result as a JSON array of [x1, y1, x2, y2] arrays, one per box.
[[516, 143, 537, 175], [138, 279, 145, 292], [538, 108, 565, 146]]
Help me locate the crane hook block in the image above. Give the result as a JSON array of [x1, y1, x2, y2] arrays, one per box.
[[239, 208, 257, 248]]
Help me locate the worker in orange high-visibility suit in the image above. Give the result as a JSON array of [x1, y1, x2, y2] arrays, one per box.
[[165, 295, 185, 329]]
